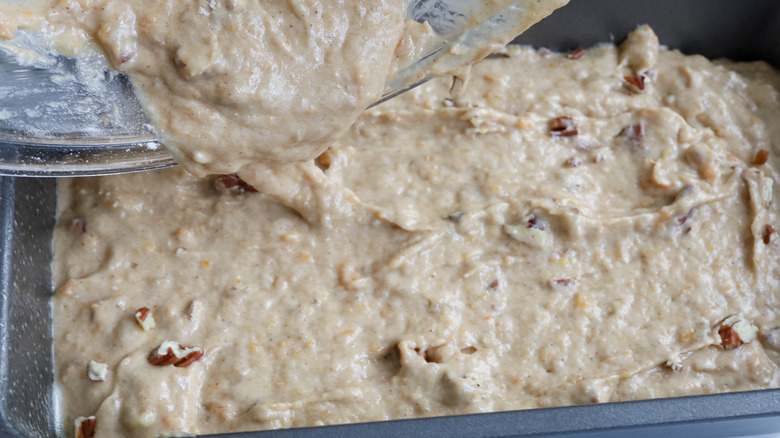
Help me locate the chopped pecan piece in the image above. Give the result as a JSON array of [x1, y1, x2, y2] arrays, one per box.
[[134, 307, 156, 331], [765, 224, 777, 245], [567, 48, 585, 60], [526, 214, 538, 228], [718, 325, 741, 350], [216, 174, 258, 193], [148, 341, 204, 367], [505, 218, 553, 249], [675, 209, 695, 234], [549, 278, 577, 288], [564, 157, 584, 168], [525, 214, 548, 230], [718, 315, 758, 350], [753, 149, 770, 166], [71, 218, 86, 234], [75, 416, 96, 438], [621, 123, 645, 145], [549, 117, 578, 137], [624, 74, 647, 92]]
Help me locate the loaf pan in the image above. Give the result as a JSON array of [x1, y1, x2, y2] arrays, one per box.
[[1, 0, 780, 436]]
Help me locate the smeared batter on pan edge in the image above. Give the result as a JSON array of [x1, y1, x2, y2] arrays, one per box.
[[53, 27, 780, 437]]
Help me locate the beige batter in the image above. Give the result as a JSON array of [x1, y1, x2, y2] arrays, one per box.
[[53, 27, 780, 437], [0, 0, 567, 175]]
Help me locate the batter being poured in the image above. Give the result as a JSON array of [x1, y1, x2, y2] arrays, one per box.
[[0, 0, 568, 175]]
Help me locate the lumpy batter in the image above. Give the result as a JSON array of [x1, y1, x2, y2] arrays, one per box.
[[53, 27, 780, 437], [0, 0, 567, 175]]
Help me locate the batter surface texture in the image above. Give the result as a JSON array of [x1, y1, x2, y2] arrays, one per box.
[[53, 28, 780, 437]]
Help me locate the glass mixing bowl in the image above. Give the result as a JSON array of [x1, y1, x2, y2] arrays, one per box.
[[0, 0, 561, 176]]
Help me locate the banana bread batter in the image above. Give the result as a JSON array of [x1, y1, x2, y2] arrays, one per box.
[[53, 27, 780, 437]]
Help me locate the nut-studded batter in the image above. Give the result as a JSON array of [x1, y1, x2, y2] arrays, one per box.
[[53, 27, 780, 437]]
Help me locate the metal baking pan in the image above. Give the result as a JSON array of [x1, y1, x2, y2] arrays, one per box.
[[1, 0, 780, 436]]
